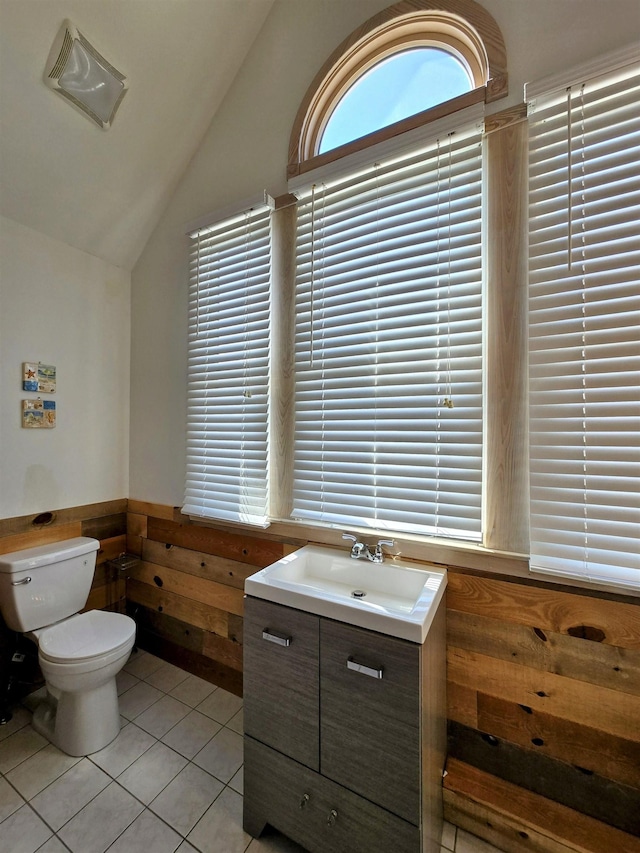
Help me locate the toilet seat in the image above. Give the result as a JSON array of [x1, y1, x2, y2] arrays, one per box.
[[36, 610, 136, 665]]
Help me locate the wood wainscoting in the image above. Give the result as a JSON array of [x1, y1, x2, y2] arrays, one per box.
[[125, 501, 300, 697], [445, 569, 640, 853]]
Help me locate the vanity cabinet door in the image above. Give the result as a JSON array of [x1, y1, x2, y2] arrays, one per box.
[[320, 619, 421, 825], [244, 597, 320, 770], [245, 736, 420, 853]]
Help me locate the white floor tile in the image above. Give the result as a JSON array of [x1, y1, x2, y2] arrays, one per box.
[[161, 709, 221, 759], [169, 674, 216, 708], [118, 681, 164, 721], [123, 651, 165, 680], [228, 765, 243, 795], [6, 742, 81, 800], [195, 688, 243, 725], [134, 695, 191, 739], [150, 763, 224, 837], [188, 786, 249, 853], [116, 670, 139, 696], [175, 842, 199, 853], [0, 726, 47, 774], [441, 820, 457, 850], [0, 803, 52, 853], [226, 708, 243, 735], [89, 722, 155, 777], [0, 705, 32, 741], [57, 781, 143, 853], [104, 809, 182, 853], [192, 727, 243, 784], [30, 758, 111, 831], [0, 776, 25, 821], [117, 741, 187, 804], [144, 662, 190, 693], [35, 837, 70, 852]]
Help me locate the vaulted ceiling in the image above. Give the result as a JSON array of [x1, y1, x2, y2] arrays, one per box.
[[0, 0, 274, 270]]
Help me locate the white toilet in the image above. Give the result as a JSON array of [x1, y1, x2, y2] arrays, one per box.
[[0, 537, 136, 756]]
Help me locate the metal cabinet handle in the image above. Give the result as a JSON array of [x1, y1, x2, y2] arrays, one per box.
[[327, 808, 338, 826], [262, 629, 292, 647], [11, 576, 32, 586], [347, 657, 383, 679], [299, 793, 310, 809]]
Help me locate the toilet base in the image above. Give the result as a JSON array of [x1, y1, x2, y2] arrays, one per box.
[[33, 678, 121, 756]]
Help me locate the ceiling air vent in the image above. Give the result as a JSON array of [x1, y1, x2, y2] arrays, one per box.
[[44, 19, 128, 130]]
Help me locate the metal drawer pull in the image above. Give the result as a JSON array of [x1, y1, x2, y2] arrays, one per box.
[[262, 629, 292, 647], [347, 657, 383, 679], [299, 793, 310, 809], [327, 809, 338, 826], [11, 576, 32, 586]]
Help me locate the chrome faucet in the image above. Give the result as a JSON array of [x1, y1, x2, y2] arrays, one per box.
[[342, 533, 394, 563]]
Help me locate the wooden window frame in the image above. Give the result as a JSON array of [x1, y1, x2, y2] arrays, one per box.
[[287, 0, 508, 179]]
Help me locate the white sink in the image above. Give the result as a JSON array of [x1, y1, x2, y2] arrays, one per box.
[[244, 545, 446, 643]]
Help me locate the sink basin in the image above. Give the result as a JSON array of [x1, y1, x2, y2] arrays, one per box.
[[244, 545, 446, 643]]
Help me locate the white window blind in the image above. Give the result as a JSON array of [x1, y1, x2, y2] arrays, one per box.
[[293, 124, 483, 540], [184, 206, 271, 526], [528, 56, 640, 588]]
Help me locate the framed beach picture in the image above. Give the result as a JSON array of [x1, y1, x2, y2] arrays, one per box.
[[23, 362, 56, 393], [22, 399, 56, 428]]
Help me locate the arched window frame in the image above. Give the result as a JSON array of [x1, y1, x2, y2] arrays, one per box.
[[287, 0, 507, 178]]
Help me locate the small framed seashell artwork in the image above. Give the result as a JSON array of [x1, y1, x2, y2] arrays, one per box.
[[22, 399, 56, 428], [23, 362, 56, 393]]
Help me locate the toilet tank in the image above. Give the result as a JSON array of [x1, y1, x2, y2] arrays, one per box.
[[0, 537, 100, 632]]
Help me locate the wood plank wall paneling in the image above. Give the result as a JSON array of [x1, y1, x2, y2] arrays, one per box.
[[446, 566, 640, 850], [124, 503, 297, 698]]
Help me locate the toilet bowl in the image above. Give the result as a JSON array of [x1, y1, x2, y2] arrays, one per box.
[[30, 610, 136, 755], [0, 537, 136, 756]]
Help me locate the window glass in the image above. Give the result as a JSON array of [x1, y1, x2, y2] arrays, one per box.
[[319, 48, 473, 154]]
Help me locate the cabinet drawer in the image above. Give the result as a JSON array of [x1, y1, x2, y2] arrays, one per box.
[[320, 619, 421, 825], [244, 736, 420, 853], [244, 597, 320, 770]]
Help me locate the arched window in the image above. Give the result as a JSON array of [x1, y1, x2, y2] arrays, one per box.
[[288, 0, 507, 177], [319, 46, 474, 153]]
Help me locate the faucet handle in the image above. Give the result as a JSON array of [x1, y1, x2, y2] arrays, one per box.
[[376, 539, 395, 549], [342, 533, 358, 543]]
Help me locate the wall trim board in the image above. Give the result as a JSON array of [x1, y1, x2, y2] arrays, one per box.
[[126, 577, 230, 637], [447, 609, 640, 696], [444, 758, 640, 853], [472, 694, 640, 790], [141, 538, 255, 591], [133, 628, 242, 698], [447, 721, 640, 836], [448, 646, 640, 742], [128, 560, 245, 617], [146, 516, 285, 568], [126, 602, 205, 655], [0, 499, 128, 538], [447, 573, 640, 648]]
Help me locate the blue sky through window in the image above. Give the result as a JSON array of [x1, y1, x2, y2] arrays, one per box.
[[319, 48, 473, 154]]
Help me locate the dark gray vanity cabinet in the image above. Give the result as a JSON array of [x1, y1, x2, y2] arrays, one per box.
[[243, 595, 446, 853], [243, 596, 319, 771]]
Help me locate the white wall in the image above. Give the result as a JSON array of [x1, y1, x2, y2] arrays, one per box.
[[129, 0, 640, 507], [0, 215, 130, 518]]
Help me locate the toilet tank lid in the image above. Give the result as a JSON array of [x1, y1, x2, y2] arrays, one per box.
[[0, 537, 100, 574]]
